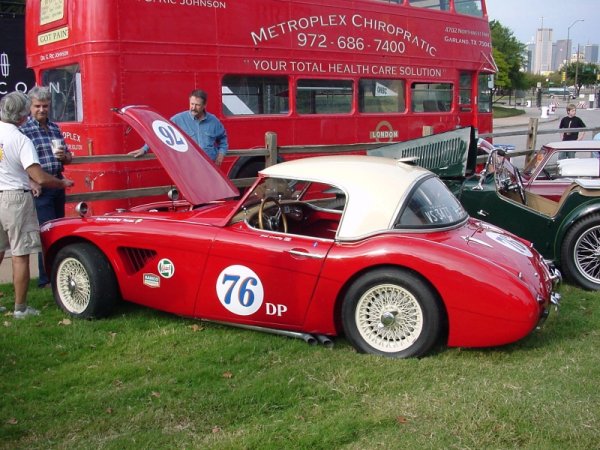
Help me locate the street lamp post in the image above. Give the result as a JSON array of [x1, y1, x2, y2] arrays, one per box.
[[567, 19, 584, 98], [575, 43, 581, 97]]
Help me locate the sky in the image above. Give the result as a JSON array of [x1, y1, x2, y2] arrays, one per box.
[[486, 0, 599, 47]]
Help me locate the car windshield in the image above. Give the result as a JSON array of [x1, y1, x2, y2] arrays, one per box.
[[524, 147, 600, 180], [241, 177, 344, 211], [394, 176, 467, 228], [522, 147, 549, 177]]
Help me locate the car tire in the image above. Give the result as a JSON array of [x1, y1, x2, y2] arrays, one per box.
[[235, 160, 265, 179], [341, 268, 443, 358], [51, 243, 120, 318], [561, 213, 600, 290]]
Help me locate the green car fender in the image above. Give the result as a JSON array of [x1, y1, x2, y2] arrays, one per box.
[[554, 200, 600, 260]]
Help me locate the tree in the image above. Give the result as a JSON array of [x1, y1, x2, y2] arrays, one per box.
[[490, 21, 526, 93], [492, 48, 510, 90], [564, 62, 599, 95], [0, 1, 25, 14]]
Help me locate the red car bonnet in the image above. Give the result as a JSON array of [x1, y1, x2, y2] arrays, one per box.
[[117, 105, 239, 204]]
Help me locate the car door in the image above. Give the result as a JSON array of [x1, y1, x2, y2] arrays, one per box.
[[460, 180, 558, 259], [194, 221, 334, 328]]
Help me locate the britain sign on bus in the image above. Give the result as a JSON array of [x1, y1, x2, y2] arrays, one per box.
[[24, 0, 495, 213]]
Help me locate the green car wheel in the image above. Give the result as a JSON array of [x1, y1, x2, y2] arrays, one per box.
[[561, 213, 600, 291]]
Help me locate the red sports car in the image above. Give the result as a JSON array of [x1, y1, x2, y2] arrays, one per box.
[[40, 106, 560, 358]]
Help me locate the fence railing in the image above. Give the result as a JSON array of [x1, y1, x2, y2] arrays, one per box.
[[66, 120, 600, 204]]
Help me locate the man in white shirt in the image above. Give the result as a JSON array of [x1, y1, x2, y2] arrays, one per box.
[[0, 91, 74, 318]]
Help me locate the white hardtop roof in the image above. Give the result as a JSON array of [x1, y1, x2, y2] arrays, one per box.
[[261, 155, 431, 240], [543, 140, 600, 150]]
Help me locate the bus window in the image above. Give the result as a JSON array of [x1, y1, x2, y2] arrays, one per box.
[[222, 75, 288, 116], [459, 72, 472, 111], [408, 0, 451, 11], [454, 0, 484, 17], [478, 74, 493, 113], [296, 79, 353, 115], [411, 82, 452, 113], [359, 79, 406, 113], [40, 64, 82, 122]]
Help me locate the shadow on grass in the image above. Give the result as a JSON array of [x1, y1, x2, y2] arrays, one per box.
[[16, 279, 598, 362]]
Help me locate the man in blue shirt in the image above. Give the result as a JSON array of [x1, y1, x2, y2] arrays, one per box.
[[130, 89, 228, 166], [20, 86, 73, 289]]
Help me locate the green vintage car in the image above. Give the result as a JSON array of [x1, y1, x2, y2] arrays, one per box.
[[370, 129, 600, 291], [456, 149, 600, 290]]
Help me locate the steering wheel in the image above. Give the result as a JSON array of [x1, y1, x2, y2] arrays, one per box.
[[514, 167, 527, 205], [492, 152, 510, 191], [258, 197, 288, 233], [493, 152, 527, 205]]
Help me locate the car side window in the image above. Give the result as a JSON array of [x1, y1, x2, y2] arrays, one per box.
[[395, 176, 467, 228]]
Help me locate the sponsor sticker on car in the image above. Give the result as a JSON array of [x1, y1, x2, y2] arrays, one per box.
[[143, 273, 161, 288], [158, 258, 175, 278]]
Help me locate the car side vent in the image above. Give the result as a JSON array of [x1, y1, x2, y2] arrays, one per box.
[[118, 247, 158, 274]]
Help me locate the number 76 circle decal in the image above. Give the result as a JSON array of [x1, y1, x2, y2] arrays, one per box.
[[216, 265, 264, 316]]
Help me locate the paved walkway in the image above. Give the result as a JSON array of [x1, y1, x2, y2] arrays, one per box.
[[1, 253, 38, 284], [493, 106, 561, 129]]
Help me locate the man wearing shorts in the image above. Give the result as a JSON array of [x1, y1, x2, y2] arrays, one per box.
[[0, 91, 74, 318]]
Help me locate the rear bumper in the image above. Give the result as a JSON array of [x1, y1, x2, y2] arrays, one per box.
[[537, 261, 561, 329]]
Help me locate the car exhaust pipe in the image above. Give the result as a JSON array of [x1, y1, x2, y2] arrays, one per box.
[[316, 334, 334, 348], [204, 320, 318, 345]]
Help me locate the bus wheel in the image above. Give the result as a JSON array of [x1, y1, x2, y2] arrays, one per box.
[[52, 243, 119, 318], [236, 160, 265, 179], [341, 268, 442, 358]]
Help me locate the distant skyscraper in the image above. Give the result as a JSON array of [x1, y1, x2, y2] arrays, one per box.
[[524, 42, 534, 73], [533, 28, 553, 74], [552, 39, 569, 71], [584, 44, 599, 63]]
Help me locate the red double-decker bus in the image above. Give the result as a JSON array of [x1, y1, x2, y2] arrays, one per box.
[[25, 0, 495, 213]]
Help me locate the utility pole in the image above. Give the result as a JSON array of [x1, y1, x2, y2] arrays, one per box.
[[567, 19, 584, 96], [575, 44, 580, 96]]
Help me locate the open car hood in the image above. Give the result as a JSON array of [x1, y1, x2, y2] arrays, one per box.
[[117, 105, 239, 204]]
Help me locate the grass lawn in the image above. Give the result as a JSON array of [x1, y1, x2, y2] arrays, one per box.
[[493, 106, 527, 119], [1, 281, 599, 449]]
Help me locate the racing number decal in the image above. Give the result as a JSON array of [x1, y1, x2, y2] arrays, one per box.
[[486, 231, 533, 257], [151, 120, 188, 153], [216, 265, 264, 316]]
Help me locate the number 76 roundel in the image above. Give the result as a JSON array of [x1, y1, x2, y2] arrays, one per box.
[[216, 265, 265, 316]]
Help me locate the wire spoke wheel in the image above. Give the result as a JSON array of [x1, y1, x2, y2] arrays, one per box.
[[355, 283, 423, 353], [56, 257, 92, 314], [51, 243, 119, 318], [562, 214, 600, 290], [574, 225, 600, 284], [342, 269, 442, 358]]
